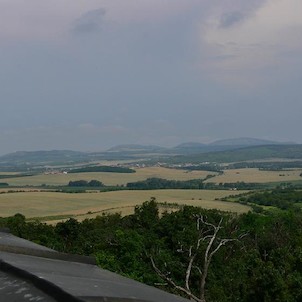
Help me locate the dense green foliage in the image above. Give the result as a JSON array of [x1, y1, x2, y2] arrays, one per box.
[[68, 166, 135, 173], [126, 178, 204, 189], [63, 177, 263, 192], [243, 189, 302, 210], [0, 182, 8, 187], [68, 180, 104, 187], [227, 161, 302, 170], [215, 181, 263, 190], [126, 177, 263, 191], [2, 194, 302, 301], [178, 165, 222, 173]]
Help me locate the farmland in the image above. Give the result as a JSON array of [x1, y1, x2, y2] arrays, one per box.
[[0, 167, 214, 187], [0, 189, 250, 221], [204, 168, 302, 184], [1, 163, 302, 224], [1, 166, 302, 188]]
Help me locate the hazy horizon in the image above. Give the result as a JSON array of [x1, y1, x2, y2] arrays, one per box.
[[0, 136, 298, 157], [1, 0, 301, 155]]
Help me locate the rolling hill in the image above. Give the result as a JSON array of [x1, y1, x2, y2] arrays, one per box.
[[166, 144, 302, 164], [0, 138, 299, 171]]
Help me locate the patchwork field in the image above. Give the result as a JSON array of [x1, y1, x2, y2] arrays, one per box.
[[0, 189, 250, 221], [3, 166, 300, 223], [0, 167, 214, 187], [205, 168, 302, 184]]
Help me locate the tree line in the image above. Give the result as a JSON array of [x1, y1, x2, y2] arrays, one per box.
[[227, 161, 302, 170], [240, 188, 302, 210], [62, 177, 263, 192], [68, 180, 104, 187]]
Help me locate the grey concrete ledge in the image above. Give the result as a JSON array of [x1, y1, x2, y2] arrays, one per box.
[[0, 260, 85, 302], [0, 244, 96, 265]]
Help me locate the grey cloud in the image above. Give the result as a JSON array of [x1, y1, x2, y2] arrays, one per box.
[[219, 11, 245, 28], [1, 1, 302, 154], [72, 8, 106, 34]]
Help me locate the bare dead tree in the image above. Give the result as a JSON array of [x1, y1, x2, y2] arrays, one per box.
[[151, 215, 238, 302]]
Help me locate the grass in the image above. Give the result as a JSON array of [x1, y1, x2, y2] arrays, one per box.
[[0, 167, 215, 187], [0, 189, 250, 222], [205, 168, 302, 184]]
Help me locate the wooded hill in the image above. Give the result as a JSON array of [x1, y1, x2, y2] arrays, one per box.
[[1, 142, 301, 171], [166, 144, 302, 164]]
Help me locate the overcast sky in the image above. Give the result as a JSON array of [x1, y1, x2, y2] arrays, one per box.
[[0, 0, 301, 154]]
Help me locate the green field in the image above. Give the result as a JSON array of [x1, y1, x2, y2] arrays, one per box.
[[0, 189, 250, 221], [0, 167, 214, 186]]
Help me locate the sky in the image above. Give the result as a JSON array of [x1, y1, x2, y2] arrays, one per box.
[[0, 0, 301, 154]]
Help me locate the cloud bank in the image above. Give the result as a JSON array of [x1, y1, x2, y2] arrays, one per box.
[[0, 0, 301, 154]]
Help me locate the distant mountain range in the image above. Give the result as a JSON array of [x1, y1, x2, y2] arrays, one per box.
[[0, 138, 299, 170], [0, 150, 88, 171], [106, 138, 294, 155], [208, 137, 283, 146], [107, 144, 165, 152], [166, 144, 302, 164]]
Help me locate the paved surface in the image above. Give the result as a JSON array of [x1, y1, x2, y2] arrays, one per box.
[[0, 232, 190, 302], [0, 270, 56, 302]]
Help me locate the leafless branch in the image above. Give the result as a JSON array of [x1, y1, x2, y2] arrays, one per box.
[[150, 256, 203, 302], [151, 215, 239, 302]]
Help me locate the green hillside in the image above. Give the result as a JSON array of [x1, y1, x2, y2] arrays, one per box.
[[166, 144, 302, 164]]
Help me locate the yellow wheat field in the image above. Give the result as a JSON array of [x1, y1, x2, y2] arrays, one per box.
[[0, 189, 250, 220], [205, 168, 302, 184], [0, 167, 215, 186]]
